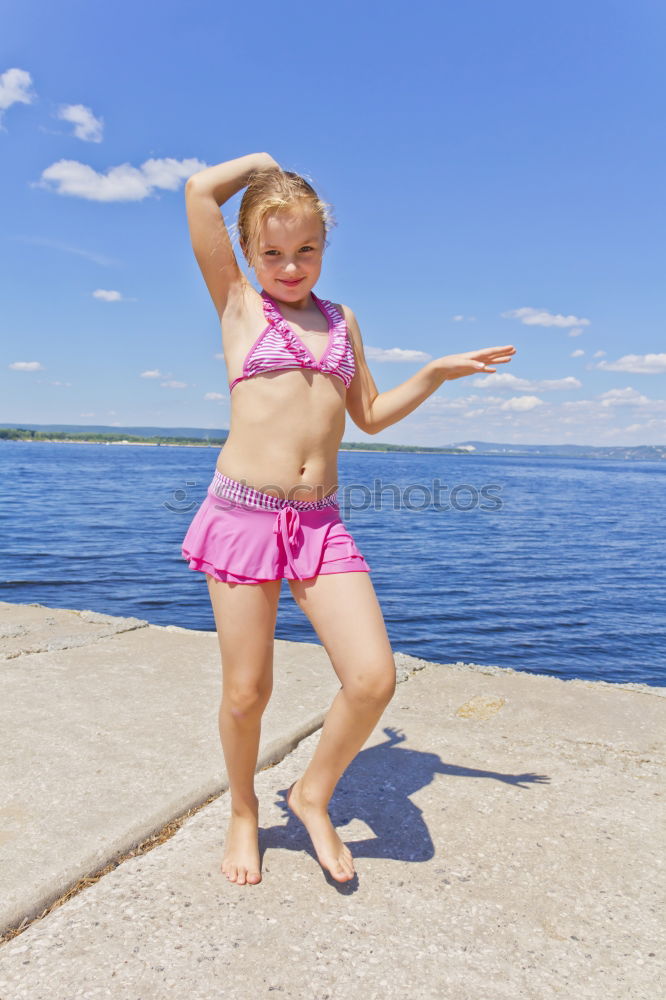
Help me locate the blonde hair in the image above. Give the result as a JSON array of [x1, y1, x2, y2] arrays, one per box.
[[232, 167, 336, 271]]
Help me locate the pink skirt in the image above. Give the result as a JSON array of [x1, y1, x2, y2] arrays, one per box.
[[181, 470, 371, 585]]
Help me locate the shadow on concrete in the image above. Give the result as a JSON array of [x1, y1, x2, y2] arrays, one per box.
[[260, 726, 550, 888]]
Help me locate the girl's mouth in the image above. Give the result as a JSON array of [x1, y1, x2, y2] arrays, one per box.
[[278, 278, 304, 286]]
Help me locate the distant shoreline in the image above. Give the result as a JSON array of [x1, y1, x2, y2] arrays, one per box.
[[1, 430, 663, 460], [1, 438, 457, 454]]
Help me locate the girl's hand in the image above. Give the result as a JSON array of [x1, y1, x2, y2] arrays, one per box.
[[435, 345, 517, 381]]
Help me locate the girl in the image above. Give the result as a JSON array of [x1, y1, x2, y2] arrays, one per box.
[[181, 152, 516, 886]]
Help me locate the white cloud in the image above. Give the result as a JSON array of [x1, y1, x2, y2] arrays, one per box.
[[599, 387, 654, 407], [56, 103, 103, 142], [452, 315, 464, 322], [204, 392, 225, 401], [561, 400, 613, 414], [160, 380, 187, 389], [35, 156, 208, 202], [536, 376, 581, 391], [9, 360, 44, 371], [568, 327, 584, 338], [426, 387, 663, 419], [472, 372, 581, 391], [140, 369, 166, 379], [563, 391, 666, 415], [571, 349, 585, 357], [365, 346, 432, 363], [472, 373, 528, 389], [423, 393, 519, 414], [423, 393, 477, 411], [596, 353, 666, 374], [0, 68, 36, 126], [93, 288, 123, 301], [593, 350, 606, 358], [501, 307, 591, 330], [500, 395, 544, 411], [396, 379, 666, 446], [601, 419, 666, 436], [451, 315, 476, 323]]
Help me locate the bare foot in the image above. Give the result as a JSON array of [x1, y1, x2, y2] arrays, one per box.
[[287, 779, 355, 883], [221, 810, 261, 886]]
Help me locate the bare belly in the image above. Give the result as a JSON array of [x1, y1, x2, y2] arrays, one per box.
[[215, 370, 346, 501]]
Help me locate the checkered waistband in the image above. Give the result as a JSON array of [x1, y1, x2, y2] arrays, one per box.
[[209, 470, 339, 511]]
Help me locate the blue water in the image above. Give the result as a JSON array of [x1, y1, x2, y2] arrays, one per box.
[[0, 440, 664, 686]]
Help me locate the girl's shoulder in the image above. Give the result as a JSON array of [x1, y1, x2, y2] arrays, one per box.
[[332, 302, 362, 347]]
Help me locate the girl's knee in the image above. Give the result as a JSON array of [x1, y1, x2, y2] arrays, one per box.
[[379, 662, 397, 704], [222, 680, 272, 720], [347, 657, 396, 706]]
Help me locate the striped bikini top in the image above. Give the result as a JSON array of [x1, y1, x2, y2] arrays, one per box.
[[229, 290, 355, 393]]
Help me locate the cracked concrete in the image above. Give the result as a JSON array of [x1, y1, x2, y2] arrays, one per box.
[[0, 601, 149, 660]]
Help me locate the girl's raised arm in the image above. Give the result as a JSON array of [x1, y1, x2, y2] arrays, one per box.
[[184, 152, 279, 319], [343, 304, 516, 435]]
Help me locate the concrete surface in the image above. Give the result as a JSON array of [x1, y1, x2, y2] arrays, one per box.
[[0, 601, 664, 999], [0, 601, 347, 935], [0, 601, 149, 658]]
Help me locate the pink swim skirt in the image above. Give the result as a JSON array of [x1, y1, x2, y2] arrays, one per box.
[[181, 470, 371, 585]]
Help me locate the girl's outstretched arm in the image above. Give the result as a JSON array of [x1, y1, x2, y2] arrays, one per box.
[[184, 152, 279, 319], [343, 305, 516, 436]]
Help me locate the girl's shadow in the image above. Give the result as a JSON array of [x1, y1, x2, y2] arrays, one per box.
[[260, 727, 549, 881]]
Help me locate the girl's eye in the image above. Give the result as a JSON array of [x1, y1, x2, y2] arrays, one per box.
[[263, 247, 314, 256]]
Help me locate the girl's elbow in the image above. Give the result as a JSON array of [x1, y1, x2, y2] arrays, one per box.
[[366, 418, 383, 435], [361, 410, 381, 435], [351, 417, 376, 435]]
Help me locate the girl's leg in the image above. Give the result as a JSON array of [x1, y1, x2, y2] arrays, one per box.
[[206, 573, 282, 886], [287, 571, 396, 881]]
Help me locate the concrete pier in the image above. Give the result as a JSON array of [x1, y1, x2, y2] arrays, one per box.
[[0, 600, 663, 999]]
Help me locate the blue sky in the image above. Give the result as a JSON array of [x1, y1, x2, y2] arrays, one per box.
[[2, 0, 664, 446]]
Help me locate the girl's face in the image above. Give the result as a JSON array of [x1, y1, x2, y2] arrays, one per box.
[[252, 207, 325, 301]]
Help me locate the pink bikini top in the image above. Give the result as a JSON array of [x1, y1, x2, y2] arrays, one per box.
[[229, 290, 356, 393]]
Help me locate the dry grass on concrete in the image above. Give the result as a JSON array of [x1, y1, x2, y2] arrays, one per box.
[[0, 788, 222, 946], [0, 746, 290, 946]]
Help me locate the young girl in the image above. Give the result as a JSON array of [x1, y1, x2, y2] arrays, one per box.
[[180, 152, 516, 887]]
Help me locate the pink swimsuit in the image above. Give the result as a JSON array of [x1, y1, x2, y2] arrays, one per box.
[[180, 289, 370, 585], [181, 470, 370, 584], [229, 291, 355, 392]]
